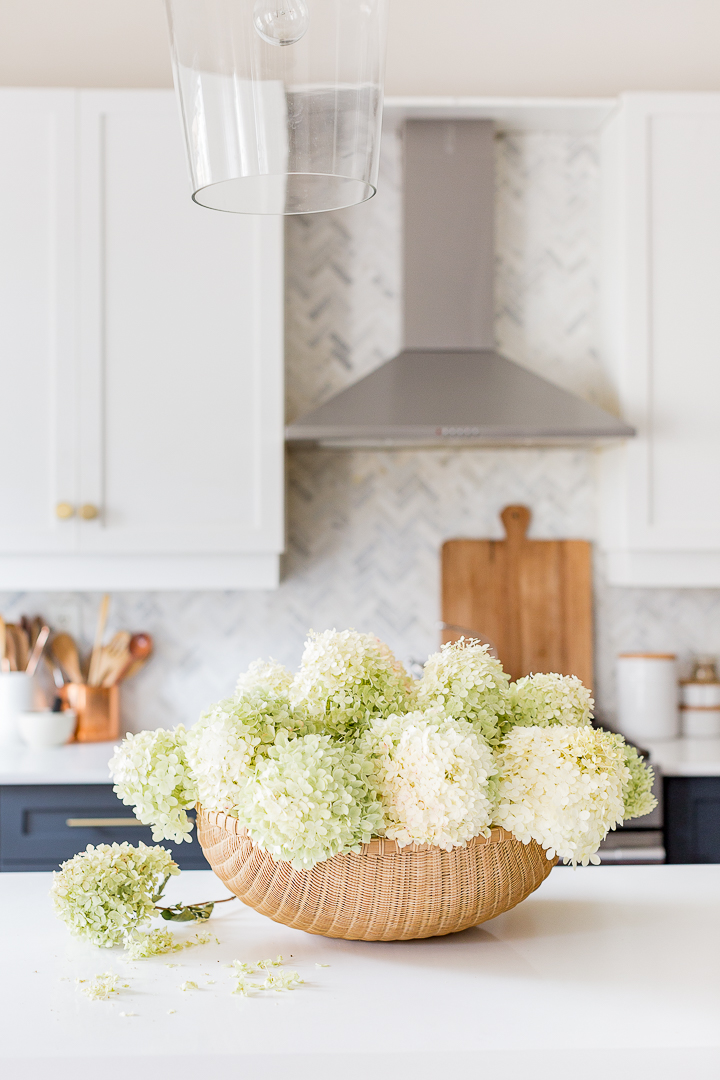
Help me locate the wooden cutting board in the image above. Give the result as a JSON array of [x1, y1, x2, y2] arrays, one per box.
[[441, 505, 593, 688]]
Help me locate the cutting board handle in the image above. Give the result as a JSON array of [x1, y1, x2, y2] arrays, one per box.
[[501, 504, 531, 544]]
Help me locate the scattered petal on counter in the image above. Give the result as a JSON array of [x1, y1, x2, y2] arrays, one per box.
[[119, 1012, 137, 1017], [256, 955, 284, 969], [230, 960, 256, 976], [125, 926, 215, 960], [179, 980, 199, 991], [315, 963, 330, 968], [79, 973, 122, 1000], [231, 976, 262, 997], [167, 1009, 177, 1015], [265, 970, 303, 992]]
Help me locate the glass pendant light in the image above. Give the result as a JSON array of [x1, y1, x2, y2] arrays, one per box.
[[164, 0, 390, 215]]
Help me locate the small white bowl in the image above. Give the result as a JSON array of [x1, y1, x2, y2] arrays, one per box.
[[17, 710, 77, 749]]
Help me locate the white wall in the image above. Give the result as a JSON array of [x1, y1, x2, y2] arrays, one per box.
[[1, 0, 719, 95]]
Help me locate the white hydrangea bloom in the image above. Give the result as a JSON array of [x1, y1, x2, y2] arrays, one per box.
[[236, 659, 293, 696], [292, 629, 414, 736], [237, 731, 384, 870], [416, 639, 511, 746], [110, 727, 197, 844], [494, 725, 630, 866], [622, 744, 658, 820], [186, 685, 310, 817], [51, 842, 179, 947], [362, 707, 498, 850], [508, 672, 594, 734]]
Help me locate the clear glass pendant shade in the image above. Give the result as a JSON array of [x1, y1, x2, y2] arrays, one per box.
[[164, 0, 389, 215]]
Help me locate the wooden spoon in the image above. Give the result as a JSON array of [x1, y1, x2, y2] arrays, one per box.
[[7, 624, 29, 672], [88, 594, 110, 687], [96, 631, 132, 687], [50, 633, 84, 684], [104, 633, 153, 687], [8, 622, 29, 669], [4, 627, 18, 671]]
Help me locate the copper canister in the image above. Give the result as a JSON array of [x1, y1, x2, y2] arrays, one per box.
[[62, 684, 120, 743]]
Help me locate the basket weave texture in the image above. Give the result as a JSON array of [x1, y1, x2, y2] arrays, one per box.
[[197, 806, 556, 941]]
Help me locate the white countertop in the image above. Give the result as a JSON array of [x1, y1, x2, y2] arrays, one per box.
[[0, 740, 117, 785], [2, 866, 719, 1080], [645, 737, 720, 776]]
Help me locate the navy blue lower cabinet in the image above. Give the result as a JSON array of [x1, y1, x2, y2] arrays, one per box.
[[664, 776, 720, 864], [0, 784, 208, 871]]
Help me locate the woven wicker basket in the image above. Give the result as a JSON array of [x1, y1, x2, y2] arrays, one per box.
[[197, 806, 556, 941]]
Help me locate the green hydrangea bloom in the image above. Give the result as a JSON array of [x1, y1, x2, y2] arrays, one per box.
[[51, 842, 179, 948], [237, 731, 385, 870], [186, 683, 311, 817], [235, 659, 293, 696], [416, 639, 511, 746], [110, 727, 197, 844], [292, 629, 415, 737], [621, 744, 658, 820], [507, 672, 594, 736]]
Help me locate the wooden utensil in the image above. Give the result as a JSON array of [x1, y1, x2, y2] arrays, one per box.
[[103, 632, 153, 687], [4, 627, 18, 671], [29, 616, 44, 648], [88, 594, 110, 687], [96, 631, 132, 687], [119, 652, 151, 683], [50, 633, 84, 684], [7, 624, 30, 672], [0, 615, 8, 673], [26, 625, 50, 678], [442, 504, 594, 688]]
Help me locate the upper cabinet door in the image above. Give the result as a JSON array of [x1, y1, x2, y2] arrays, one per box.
[[76, 91, 283, 556], [600, 93, 720, 586], [0, 91, 78, 554]]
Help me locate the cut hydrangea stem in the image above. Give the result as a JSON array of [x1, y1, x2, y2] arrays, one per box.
[[154, 895, 236, 923]]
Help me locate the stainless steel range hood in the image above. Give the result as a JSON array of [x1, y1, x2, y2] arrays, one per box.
[[286, 119, 634, 448]]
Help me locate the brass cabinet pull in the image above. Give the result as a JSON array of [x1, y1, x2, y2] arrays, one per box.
[[56, 502, 75, 520], [65, 817, 145, 827], [79, 504, 99, 520]]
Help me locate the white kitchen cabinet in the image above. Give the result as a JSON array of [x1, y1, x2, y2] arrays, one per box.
[[0, 90, 283, 590], [599, 93, 720, 586]]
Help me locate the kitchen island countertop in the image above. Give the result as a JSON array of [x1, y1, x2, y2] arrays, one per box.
[[1, 865, 719, 1080], [0, 740, 117, 785]]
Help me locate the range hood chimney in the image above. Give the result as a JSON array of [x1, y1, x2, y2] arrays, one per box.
[[286, 119, 634, 447]]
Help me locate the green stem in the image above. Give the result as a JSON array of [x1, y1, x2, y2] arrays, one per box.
[[154, 895, 236, 913]]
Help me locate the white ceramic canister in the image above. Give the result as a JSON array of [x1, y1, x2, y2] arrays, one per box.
[[616, 652, 679, 743], [680, 680, 720, 738], [0, 672, 33, 748]]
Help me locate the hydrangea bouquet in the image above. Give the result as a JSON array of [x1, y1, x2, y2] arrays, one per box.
[[110, 630, 656, 871]]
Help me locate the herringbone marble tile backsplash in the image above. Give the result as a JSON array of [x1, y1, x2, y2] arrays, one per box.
[[3, 127, 719, 731]]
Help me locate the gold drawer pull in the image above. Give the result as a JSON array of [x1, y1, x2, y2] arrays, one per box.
[[65, 817, 146, 827], [79, 504, 99, 520], [56, 502, 74, 520]]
